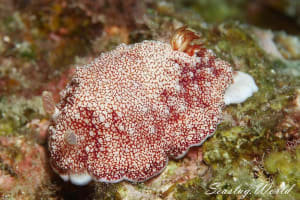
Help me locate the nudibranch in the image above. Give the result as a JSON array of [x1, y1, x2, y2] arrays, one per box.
[[43, 27, 258, 185]]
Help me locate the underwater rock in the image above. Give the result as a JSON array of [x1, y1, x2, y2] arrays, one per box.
[[0, 136, 50, 199], [2, 0, 300, 199]]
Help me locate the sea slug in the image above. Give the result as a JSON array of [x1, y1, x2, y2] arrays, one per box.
[[43, 27, 258, 185]]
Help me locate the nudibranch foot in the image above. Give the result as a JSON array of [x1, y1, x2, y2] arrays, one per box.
[[224, 71, 258, 105], [60, 173, 92, 186]]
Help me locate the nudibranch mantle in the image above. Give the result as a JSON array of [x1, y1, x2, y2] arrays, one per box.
[[44, 27, 258, 185]]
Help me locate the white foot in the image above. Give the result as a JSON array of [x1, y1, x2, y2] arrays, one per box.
[[224, 71, 258, 105], [60, 173, 92, 185]]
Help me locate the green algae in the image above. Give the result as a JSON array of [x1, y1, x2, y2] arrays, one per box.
[[175, 0, 246, 24], [264, 147, 300, 190], [173, 125, 298, 199], [173, 0, 300, 34], [0, 96, 45, 136], [275, 32, 300, 60], [174, 177, 209, 200], [0, 12, 25, 34], [0, 2, 102, 96], [94, 183, 122, 200]]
